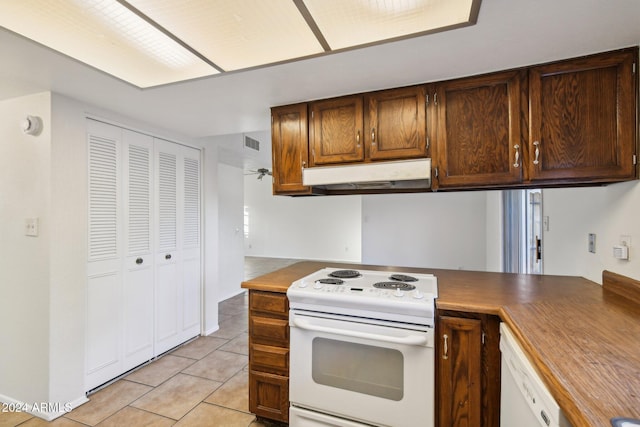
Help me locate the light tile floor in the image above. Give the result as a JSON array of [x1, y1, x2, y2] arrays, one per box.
[[1, 257, 298, 427]]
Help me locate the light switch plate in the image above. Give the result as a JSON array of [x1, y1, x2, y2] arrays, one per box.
[[588, 233, 596, 253]]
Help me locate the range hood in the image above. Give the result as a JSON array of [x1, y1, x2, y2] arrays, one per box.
[[302, 158, 431, 191]]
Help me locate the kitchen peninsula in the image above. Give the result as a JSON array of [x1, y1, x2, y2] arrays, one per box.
[[242, 261, 640, 427]]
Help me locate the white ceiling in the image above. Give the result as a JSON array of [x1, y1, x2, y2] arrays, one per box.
[[1, 0, 639, 142]]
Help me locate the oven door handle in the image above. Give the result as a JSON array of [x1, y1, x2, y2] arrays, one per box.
[[291, 316, 429, 346]]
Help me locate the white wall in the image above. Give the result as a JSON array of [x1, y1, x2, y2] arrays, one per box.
[[244, 177, 362, 262], [542, 181, 640, 283], [201, 145, 220, 334], [362, 191, 489, 271], [0, 92, 51, 407], [218, 163, 246, 301]]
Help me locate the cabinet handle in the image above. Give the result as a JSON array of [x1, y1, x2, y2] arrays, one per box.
[[371, 128, 376, 145], [533, 141, 540, 165], [135, 257, 143, 265], [443, 334, 449, 359], [513, 144, 520, 168], [356, 131, 360, 146], [165, 254, 172, 260]]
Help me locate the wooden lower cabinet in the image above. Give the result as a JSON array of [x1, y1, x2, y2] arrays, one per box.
[[248, 290, 290, 423], [436, 310, 501, 427]]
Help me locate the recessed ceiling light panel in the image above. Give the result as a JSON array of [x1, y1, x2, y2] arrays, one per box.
[[126, 0, 325, 71], [303, 0, 479, 50], [0, 0, 218, 88]]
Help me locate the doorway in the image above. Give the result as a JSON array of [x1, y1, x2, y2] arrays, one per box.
[[503, 189, 543, 274]]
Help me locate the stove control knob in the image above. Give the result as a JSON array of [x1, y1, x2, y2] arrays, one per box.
[[298, 282, 308, 288], [394, 288, 404, 297], [413, 290, 424, 299], [313, 282, 323, 290]]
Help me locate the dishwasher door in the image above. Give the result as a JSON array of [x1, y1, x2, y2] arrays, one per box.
[[500, 323, 572, 427]]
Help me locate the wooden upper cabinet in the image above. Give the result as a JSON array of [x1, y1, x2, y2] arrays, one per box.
[[271, 104, 311, 195], [309, 96, 364, 165], [432, 70, 526, 189], [365, 86, 427, 160], [528, 48, 638, 183]]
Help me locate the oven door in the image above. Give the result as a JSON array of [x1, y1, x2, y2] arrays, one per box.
[[289, 310, 434, 427]]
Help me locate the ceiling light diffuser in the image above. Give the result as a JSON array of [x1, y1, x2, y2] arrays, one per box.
[[0, 0, 218, 88], [303, 0, 480, 50]]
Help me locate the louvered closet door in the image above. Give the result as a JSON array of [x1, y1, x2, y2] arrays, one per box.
[[180, 146, 201, 342], [154, 139, 181, 354], [122, 130, 154, 370], [86, 120, 123, 390], [154, 140, 202, 354]]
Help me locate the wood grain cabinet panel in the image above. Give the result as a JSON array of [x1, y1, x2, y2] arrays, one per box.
[[366, 85, 427, 160], [248, 290, 290, 423], [432, 70, 526, 189], [528, 48, 637, 183], [271, 104, 311, 195], [436, 311, 501, 427], [249, 370, 289, 422], [309, 96, 364, 165]]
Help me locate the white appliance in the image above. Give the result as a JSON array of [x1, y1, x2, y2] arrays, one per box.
[[500, 323, 572, 427], [287, 267, 438, 427]]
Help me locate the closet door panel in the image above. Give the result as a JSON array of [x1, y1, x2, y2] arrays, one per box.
[[122, 130, 154, 370], [181, 149, 201, 340], [86, 273, 121, 388], [154, 139, 183, 354], [86, 120, 123, 390]]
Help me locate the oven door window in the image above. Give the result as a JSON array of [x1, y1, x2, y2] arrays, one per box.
[[312, 337, 403, 401]]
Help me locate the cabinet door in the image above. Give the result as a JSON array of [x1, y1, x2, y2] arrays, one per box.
[[309, 96, 364, 165], [433, 71, 525, 189], [366, 86, 427, 160], [271, 104, 311, 195], [249, 370, 289, 422], [529, 49, 637, 182], [437, 316, 482, 427]]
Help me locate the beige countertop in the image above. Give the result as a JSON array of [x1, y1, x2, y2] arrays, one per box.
[[241, 261, 640, 427]]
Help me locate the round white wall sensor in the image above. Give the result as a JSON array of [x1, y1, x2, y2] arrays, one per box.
[[21, 115, 43, 136]]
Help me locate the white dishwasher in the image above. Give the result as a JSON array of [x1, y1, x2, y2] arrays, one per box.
[[500, 323, 572, 427]]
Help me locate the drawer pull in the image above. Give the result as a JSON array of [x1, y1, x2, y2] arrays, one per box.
[[443, 334, 449, 359], [135, 257, 143, 265]]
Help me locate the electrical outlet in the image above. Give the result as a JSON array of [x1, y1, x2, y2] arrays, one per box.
[[588, 233, 596, 253], [25, 218, 39, 237]]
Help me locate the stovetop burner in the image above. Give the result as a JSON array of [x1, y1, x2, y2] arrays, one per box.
[[389, 274, 418, 282], [373, 281, 416, 291], [316, 278, 345, 285], [288, 267, 438, 326], [329, 269, 361, 279]]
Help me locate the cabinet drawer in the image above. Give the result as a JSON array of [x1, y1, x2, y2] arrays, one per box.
[[249, 370, 289, 423], [250, 291, 288, 317], [250, 343, 289, 374], [250, 316, 289, 345]]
